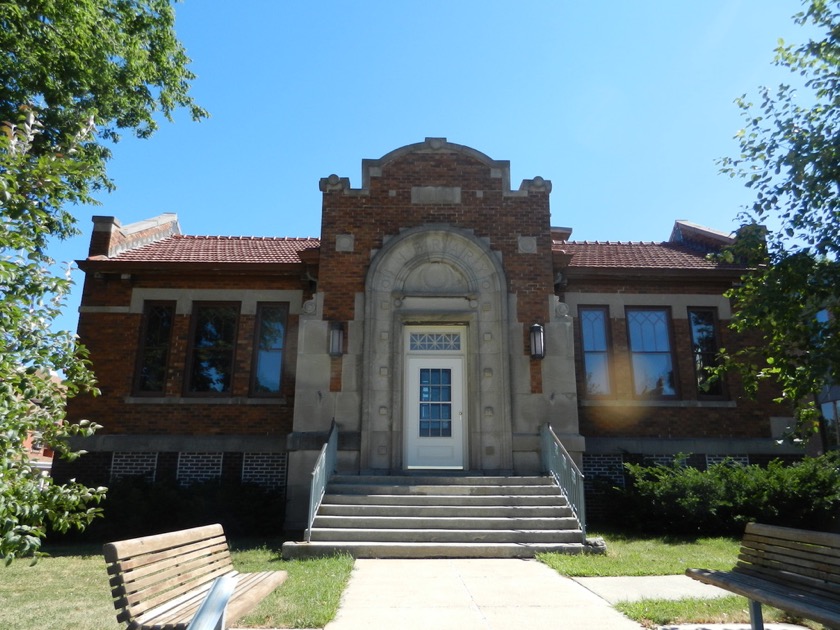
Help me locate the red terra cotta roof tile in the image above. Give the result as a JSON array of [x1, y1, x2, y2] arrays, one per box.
[[555, 241, 737, 270], [103, 235, 321, 264]]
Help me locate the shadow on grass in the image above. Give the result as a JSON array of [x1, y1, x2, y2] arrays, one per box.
[[588, 522, 740, 545]]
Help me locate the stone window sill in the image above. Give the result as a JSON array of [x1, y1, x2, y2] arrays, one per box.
[[124, 396, 287, 406], [582, 399, 736, 408]]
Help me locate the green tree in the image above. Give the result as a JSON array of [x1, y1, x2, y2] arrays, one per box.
[[0, 0, 205, 560], [720, 0, 840, 441]]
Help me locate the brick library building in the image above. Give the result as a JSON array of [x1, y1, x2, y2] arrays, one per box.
[[56, 138, 805, 535]]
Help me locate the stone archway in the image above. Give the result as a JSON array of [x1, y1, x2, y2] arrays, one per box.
[[360, 225, 513, 473]]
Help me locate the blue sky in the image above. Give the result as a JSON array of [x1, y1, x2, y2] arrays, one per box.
[[50, 1, 816, 333]]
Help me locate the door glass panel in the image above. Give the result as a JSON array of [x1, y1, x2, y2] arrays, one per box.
[[418, 368, 452, 437]]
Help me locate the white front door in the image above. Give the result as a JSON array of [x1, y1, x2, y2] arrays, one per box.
[[404, 328, 466, 469]]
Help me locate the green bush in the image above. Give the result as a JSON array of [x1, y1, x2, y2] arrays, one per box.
[[604, 452, 840, 536], [50, 477, 285, 542]]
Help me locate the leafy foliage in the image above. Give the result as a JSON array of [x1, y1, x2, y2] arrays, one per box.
[[0, 113, 106, 562], [720, 0, 840, 435], [0, 0, 208, 191], [605, 453, 840, 536], [52, 477, 286, 542], [0, 1, 204, 560]]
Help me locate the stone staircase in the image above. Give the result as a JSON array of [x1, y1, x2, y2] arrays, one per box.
[[281, 474, 589, 559]]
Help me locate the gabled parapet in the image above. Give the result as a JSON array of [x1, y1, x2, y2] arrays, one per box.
[[669, 220, 734, 253], [319, 137, 551, 197], [88, 213, 180, 259]]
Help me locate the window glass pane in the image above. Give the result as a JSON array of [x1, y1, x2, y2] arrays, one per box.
[[136, 303, 174, 393], [689, 311, 716, 353], [253, 304, 287, 394], [629, 310, 669, 352], [258, 306, 285, 350], [189, 305, 238, 393], [255, 351, 282, 393], [417, 368, 452, 437], [410, 332, 461, 351], [581, 309, 607, 351], [584, 354, 610, 396], [631, 354, 676, 397], [823, 402, 839, 449], [581, 308, 611, 395], [689, 309, 722, 396]]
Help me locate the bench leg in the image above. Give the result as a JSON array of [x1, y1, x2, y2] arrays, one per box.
[[748, 599, 764, 630]]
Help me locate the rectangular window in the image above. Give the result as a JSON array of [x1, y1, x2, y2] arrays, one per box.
[[251, 303, 288, 396], [821, 400, 839, 450], [418, 368, 452, 437], [580, 306, 611, 396], [186, 303, 239, 394], [688, 308, 724, 397], [134, 301, 175, 394], [627, 308, 677, 398]]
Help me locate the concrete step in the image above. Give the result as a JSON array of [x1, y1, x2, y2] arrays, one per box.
[[309, 527, 584, 544], [312, 515, 579, 530], [282, 540, 589, 560], [330, 475, 555, 486], [317, 504, 573, 518], [283, 474, 588, 560], [325, 483, 563, 496], [321, 493, 567, 506]]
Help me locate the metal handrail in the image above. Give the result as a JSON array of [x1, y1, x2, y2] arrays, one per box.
[[186, 574, 237, 630], [540, 422, 586, 536], [305, 420, 338, 542]]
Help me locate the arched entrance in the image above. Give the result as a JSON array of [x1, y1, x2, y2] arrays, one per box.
[[360, 225, 513, 473]]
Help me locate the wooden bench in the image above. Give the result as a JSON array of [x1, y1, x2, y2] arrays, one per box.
[[103, 524, 287, 630], [686, 522, 840, 630]]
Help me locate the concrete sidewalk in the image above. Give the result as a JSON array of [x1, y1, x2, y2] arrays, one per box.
[[324, 558, 642, 630], [318, 558, 808, 630]]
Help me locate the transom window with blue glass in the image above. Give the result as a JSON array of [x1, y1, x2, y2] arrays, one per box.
[[418, 368, 452, 437], [410, 333, 461, 352]]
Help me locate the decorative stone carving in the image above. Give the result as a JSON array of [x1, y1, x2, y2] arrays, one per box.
[[403, 262, 468, 294], [518, 236, 538, 254], [319, 173, 350, 192], [335, 234, 354, 252]]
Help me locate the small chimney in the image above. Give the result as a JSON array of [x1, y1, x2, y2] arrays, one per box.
[[87, 213, 180, 258]]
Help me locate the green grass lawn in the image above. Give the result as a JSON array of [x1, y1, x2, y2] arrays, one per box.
[[537, 529, 740, 576], [0, 531, 822, 629], [0, 541, 352, 630]]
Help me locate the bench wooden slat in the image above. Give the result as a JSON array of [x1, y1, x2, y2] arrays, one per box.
[[103, 524, 287, 630], [687, 523, 840, 630], [123, 562, 232, 617], [104, 525, 226, 560], [734, 564, 840, 604], [746, 522, 840, 548], [737, 550, 840, 593], [220, 570, 288, 624], [687, 568, 840, 628], [741, 534, 840, 571], [111, 538, 231, 576]]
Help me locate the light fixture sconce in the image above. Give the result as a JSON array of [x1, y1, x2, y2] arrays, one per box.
[[530, 323, 545, 360], [329, 322, 344, 357]]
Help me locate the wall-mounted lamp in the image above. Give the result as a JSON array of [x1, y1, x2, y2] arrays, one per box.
[[329, 322, 344, 357], [530, 323, 545, 360]]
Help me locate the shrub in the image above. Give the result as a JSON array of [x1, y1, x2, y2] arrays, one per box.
[[602, 452, 840, 536], [49, 477, 285, 543]]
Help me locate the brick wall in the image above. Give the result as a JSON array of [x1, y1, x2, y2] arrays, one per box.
[[565, 276, 788, 441], [317, 149, 555, 340], [68, 271, 307, 437]]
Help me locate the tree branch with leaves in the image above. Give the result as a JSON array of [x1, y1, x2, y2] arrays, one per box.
[[720, 0, 840, 442], [0, 0, 205, 560]]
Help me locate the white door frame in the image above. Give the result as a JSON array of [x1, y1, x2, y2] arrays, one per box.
[[403, 326, 467, 470]]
